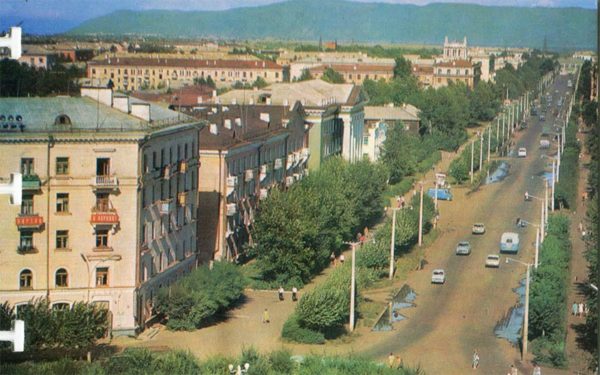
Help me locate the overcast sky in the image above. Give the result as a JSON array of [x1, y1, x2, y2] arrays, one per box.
[[1, 0, 596, 34]]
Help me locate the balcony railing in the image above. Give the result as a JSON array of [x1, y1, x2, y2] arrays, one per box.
[[17, 244, 38, 253], [91, 200, 119, 225], [92, 175, 119, 191], [22, 174, 41, 191], [15, 214, 44, 230]]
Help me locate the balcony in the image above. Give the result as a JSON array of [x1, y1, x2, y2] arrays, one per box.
[[15, 214, 44, 231], [91, 175, 119, 192], [91, 200, 120, 226], [17, 244, 38, 254], [22, 174, 41, 191], [178, 160, 188, 174]]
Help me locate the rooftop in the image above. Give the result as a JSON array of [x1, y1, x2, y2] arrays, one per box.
[[364, 104, 420, 122], [435, 59, 473, 68], [309, 64, 394, 73], [218, 79, 362, 107]]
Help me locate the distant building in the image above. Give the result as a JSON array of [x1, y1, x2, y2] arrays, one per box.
[[363, 104, 421, 161], [442, 36, 468, 62], [132, 85, 216, 109], [194, 103, 309, 261], [307, 63, 394, 84], [433, 60, 476, 88], [411, 65, 434, 88], [217, 79, 367, 170], [87, 57, 284, 91], [0, 26, 21, 59], [0, 88, 203, 334], [18, 45, 57, 70]]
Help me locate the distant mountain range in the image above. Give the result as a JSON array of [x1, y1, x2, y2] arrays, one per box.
[[68, 0, 597, 50]]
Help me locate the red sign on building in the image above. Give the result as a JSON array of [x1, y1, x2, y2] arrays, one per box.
[[91, 213, 120, 224], [15, 215, 44, 227]]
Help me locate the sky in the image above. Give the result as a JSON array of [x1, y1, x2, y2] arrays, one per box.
[[1, 0, 597, 34]]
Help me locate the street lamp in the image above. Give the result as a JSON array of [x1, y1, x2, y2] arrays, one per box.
[[524, 191, 546, 241], [228, 363, 250, 375], [505, 257, 535, 360], [343, 241, 360, 332], [389, 207, 399, 280], [515, 219, 541, 269]]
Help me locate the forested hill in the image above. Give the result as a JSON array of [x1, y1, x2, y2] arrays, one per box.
[[68, 0, 596, 50]]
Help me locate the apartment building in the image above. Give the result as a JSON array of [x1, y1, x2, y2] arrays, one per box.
[[363, 104, 421, 161], [87, 57, 284, 91], [217, 79, 366, 170], [0, 87, 203, 334], [307, 63, 394, 84], [194, 103, 309, 261], [433, 60, 476, 88]]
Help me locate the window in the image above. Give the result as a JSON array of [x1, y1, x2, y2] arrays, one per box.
[[95, 229, 109, 249], [55, 268, 68, 287], [95, 267, 109, 287], [56, 157, 69, 175], [21, 194, 33, 215], [19, 269, 33, 289], [56, 193, 69, 213], [19, 232, 33, 251], [363, 136, 369, 145], [52, 302, 70, 310], [56, 230, 69, 249], [21, 158, 34, 175]]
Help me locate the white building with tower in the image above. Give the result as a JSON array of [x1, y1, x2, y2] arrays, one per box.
[[0, 26, 22, 59]]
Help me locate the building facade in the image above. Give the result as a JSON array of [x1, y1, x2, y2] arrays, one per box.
[[194, 104, 309, 261], [87, 57, 283, 91], [307, 63, 394, 84], [0, 88, 202, 334], [363, 104, 421, 161], [433, 60, 476, 88]]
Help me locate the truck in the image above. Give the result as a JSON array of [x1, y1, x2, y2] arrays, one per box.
[[500, 232, 520, 253]]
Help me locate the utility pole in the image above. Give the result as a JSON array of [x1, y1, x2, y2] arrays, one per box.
[[501, 112, 506, 153], [418, 183, 424, 246], [479, 131, 484, 169], [470, 140, 474, 183], [389, 208, 397, 280], [534, 228, 540, 269], [551, 160, 556, 211], [540, 195, 545, 241], [487, 126, 491, 162], [350, 242, 356, 332], [544, 179, 549, 226], [523, 263, 531, 359], [496, 117, 500, 153]]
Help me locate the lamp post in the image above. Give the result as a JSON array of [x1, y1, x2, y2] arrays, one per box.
[[487, 126, 491, 163], [418, 182, 424, 246], [343, 241, 360, 332], [470, 140, 475, 183], [479, 130, 484, 170], [389, 207, 399, 280], [525, 191, 545, 241], [505, 257, 533, 360], [551, 160, 556, 211]]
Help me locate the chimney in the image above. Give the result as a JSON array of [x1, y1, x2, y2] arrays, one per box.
[[209, 123, 218, 135], [131, 102, 151, 122], [113, 95, 130, 113]]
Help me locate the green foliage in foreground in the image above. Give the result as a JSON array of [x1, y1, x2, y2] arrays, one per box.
[[554, 119, 580, 209], [529, 214, 571, 367], [155, 261, 246, 330], [0, 299, 108, 352], [0, 347, 423, 375]]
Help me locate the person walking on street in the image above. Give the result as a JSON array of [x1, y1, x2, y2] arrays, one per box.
[[291, 286, 298, 302], [572, 301, 578, 316], [262, 308, 270, 323], [579, 302, 584, 317], [340, 254, 345, 264], [472, 350, 479, 369], [532, 363, 541, 375], [388, 352, 395, 368], [510, 364, 518, 375], [584, 303, 589, 317], [278, 286, 285, 301], [330, 252, 336, 266]]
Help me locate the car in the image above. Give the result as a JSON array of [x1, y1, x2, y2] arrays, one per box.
[[455, 241, 472, 255], [472, 223, 486, 234], [518, 148, 527, 157], [485, 255, 501, 268], [431, 269, 446, 284], [427, 188, 453, 201], [540, 115, 545, 121]]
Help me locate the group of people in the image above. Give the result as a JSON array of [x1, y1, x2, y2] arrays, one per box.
[[387, 352, 403, 369], [262, 286, 299, 324], [572, 301, 589, 317]]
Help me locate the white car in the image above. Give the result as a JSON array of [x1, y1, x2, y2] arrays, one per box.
[[431, 269, 446, 284], [472, 223, 486, 235], [485, 255, 501, 268], [518, 148, 527, 157], [455, 241, 472, 255]]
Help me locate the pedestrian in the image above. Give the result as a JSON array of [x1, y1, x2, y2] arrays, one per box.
[[533, 363, 541, 375], [330, 252, 336, 266], [579, 302, 584, 317], [584, 303, 589, 317], [291, 286, 298, 302], [572, 301, 578, 316], [278, 286, 284, 301], [579, 221, 584, 233], [388, 352, 395, 368], [510, 364, 518, 375], [472, 350, 479, 369], [357, 232, 362, 242], [262, 308, 270, 323], [340, 254, 345, 264]]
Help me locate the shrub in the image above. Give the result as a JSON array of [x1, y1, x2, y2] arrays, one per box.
[[156, 261, 246, 330], [296, 288, 348, 331], [269, 349, 294, 374], [281, 314, 325, 344]]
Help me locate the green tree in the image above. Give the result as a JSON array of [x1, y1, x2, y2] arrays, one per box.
[[380, 124, 418, 184], [253, 76, 268, 89], [298, 68, 313, 81], [321, 67, 345, 84], [393, 56, 412, 79]]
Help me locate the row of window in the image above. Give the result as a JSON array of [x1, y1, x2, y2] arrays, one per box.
[[20, 228, 112, 251], [144, 142, 196, 173], [93, 68, 279, 79], [22, 192, 110, 215], [436, 68, 471, 76], [18, 267, 109, 290], [20, 157, 113, 177]]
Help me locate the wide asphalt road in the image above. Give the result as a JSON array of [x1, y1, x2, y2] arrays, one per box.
[[363, 74, 574, 374]]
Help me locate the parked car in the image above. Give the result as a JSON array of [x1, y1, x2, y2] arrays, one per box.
[[485, 254, 501, 268], [518, 148, 527, 157], [472, 223, 486, 234], [431, 269, 446, 284], [427, 188, 452, 201], [455, 241, 472, 255]]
